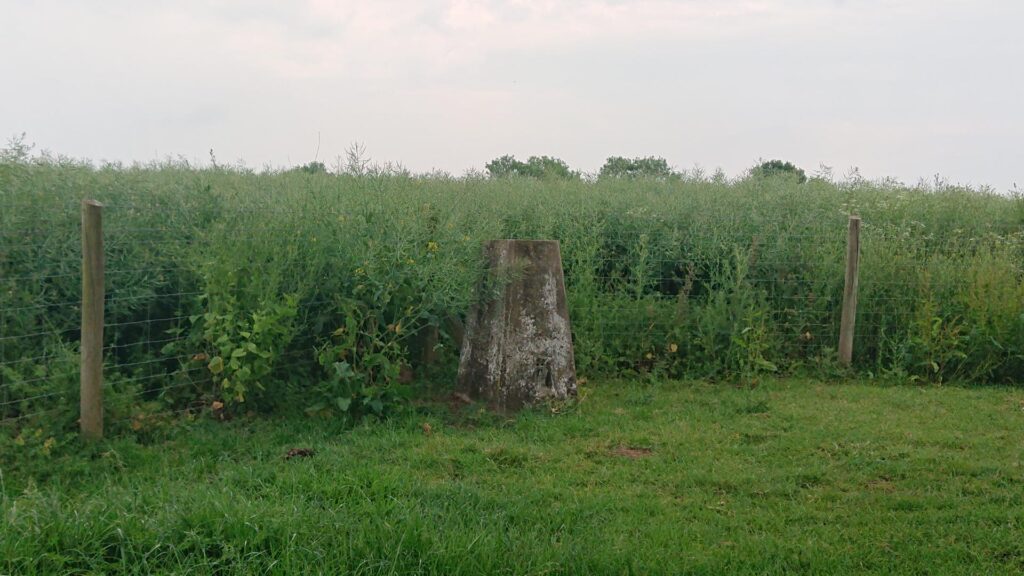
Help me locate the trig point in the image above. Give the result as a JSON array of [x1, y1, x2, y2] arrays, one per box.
[[457, 240, 577, 411]]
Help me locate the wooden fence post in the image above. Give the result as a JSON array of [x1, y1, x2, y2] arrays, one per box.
[[838, 215, 861, 367], [81, 199, 104, 440]]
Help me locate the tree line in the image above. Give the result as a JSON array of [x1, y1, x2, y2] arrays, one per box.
[[485, 155, 807, 182]]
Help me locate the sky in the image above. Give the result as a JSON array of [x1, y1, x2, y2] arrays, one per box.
[[1, 0, 1022, 189]]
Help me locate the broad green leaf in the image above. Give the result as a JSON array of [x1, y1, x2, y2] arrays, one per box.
[[208, 356, 224, 374]]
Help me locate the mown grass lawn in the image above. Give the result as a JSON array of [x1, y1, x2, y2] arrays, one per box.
[[2, 378, 1023, 575]]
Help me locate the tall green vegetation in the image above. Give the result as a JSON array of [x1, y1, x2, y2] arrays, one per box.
[[1, 148, 1022, 432]]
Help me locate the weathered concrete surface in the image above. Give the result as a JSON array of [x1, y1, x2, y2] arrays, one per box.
[[457, 240, 577, 410]]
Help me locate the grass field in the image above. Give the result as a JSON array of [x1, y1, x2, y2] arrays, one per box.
[[3, 377, 1023, 575]]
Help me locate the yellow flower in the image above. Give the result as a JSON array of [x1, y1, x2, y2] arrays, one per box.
[[406, 258, 415, 265], [355, 267, 365, 275], [645, 352, 653, 360], [669, 343, 678, 353], [427, 241, 439, 253]]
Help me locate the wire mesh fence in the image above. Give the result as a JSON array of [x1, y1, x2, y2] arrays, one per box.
[[2, 174, 1023, 433]]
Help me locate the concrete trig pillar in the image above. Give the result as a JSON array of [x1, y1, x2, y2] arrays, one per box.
[[457, 240, 577, 410]]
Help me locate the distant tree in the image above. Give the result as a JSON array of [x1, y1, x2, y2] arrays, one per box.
[[598, 156, 674, 179], [485, 155, 579, 180], [485, 155, 527, 178], [297, 161, 327, 174], [752, 160, 807, 183], [524, 156, 578, 179]]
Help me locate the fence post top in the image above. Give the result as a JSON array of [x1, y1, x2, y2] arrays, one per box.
[[82, 199, 104, 208]]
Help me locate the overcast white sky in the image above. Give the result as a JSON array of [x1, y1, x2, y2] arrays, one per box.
[[1, 0, 1022, 188]]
